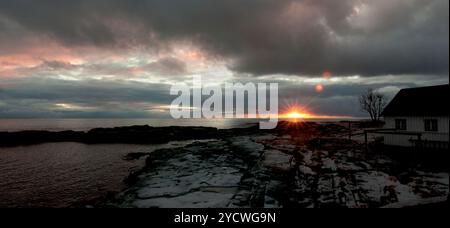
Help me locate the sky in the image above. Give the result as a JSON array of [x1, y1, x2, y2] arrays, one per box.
[[0, 0, 448, 118]]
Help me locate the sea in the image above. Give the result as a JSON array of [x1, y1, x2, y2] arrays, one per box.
[[0, 118, 354, 208]]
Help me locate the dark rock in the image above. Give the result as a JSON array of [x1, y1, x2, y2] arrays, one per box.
[[0, 130, 84, 146], [122, 152, 151, 161], [0, 125, 218, 147]]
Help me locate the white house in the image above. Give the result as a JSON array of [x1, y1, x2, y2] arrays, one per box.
[[379, 84, 449, 149]]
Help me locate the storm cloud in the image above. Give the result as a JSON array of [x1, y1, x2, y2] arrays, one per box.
[[0, 0, 448, 76], [0, 0, 448, 119]]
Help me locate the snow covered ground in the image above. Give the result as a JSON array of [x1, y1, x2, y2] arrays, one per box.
[[105, 129, 448, 208]]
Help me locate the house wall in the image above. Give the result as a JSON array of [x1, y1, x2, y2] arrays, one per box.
[[381, 116, 449, 147]]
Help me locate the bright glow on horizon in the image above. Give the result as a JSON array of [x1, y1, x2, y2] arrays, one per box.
[[284, 111, 309, 119], [279, 103, 352, 120]]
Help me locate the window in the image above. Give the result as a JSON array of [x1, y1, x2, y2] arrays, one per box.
[[424, 119, 438, 132], [395, 119, 407, 130]]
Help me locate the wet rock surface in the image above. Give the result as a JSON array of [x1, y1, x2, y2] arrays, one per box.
[[105, 127, 449, 208]]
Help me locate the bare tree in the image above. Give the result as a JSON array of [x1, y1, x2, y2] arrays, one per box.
[[359, 89, 387, 122]]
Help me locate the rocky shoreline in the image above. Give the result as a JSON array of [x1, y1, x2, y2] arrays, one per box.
[[0, 125, 219, 146], [93, 122, 448, 208], [2, 122, 447, 208]]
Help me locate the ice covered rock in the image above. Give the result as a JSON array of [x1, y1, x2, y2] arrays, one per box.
[[262, 150, 294, 173], [104, 129, 448, 209]]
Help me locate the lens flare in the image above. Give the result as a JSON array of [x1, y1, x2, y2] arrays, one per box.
[[322, 70, 332, 79], [315, 84, 324, 93]]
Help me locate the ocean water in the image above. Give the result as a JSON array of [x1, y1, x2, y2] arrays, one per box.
[[0, 119, 256, 207], [0, 140, 207, 208]]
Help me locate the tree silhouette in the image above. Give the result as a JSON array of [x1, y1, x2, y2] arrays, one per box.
[[359, 89, 387, 122]]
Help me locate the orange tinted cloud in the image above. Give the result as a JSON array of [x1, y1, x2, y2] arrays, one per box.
[[0, 39, 132, 78], [0, 39, 86, 78]]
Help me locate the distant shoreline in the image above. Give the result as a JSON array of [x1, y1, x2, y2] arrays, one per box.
[[0, 120, 375, 147], [0, 117, 362, 132], [0, 125, 219, 147]]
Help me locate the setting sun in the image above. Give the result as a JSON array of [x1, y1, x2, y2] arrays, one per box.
[[285, 111, 308, 119], [279, 103, 314, 120], [279, 103, 351, 120]]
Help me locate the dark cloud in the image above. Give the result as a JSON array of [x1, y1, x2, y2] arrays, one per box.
[[0, 74, 448, 118], [0, 0, 448, 118], [4, 57, 187, 78], [0, 77, 173, 118], [0, 0, 447, 76], [0, 78, 171, 103], [143, 57, 187, 76], [41, 60, 76, 70], [231, 73, 448, 116]]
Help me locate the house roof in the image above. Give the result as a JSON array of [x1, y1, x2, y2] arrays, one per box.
[[382, 84, 449, 117]]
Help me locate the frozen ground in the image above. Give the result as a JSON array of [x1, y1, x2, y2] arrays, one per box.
[[106, 129, 448, 208]]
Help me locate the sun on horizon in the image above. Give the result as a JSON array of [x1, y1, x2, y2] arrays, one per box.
[[283, 111, 312, 119], [278, 105, 351, 120]]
